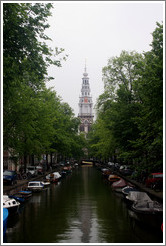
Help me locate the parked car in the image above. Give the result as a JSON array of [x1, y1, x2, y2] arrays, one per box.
[[26, 166, 38, 177], [108, 162, 114, 167], [3, 170, 17, 185], [145, 172, 163, 188], [59, 161, 65, 166]]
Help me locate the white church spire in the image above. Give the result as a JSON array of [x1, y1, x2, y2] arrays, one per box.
[[78, 64, 94, 134]]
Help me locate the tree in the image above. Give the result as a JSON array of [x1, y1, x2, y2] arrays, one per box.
[[3, 3, 66, 167], [132, 22, 163, 171], [89, 22, 163, 172], [102, 50, 144, 96]]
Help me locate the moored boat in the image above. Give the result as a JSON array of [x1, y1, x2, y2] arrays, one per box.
[[126, 191, 152, 207], [102, 169, 112, 179], [17, 190, 32, 200], [108, 174, 121, 184], [3, 195, 20, 214], [122, 186, 138, 197], [60, 170, 67, 178], [9, 193, 25, 203], [41, 180, 51, 187], [131, 200, 163, 229], [63, 166, 72, 173], [46, 172, 61, 183], [3, 208, 8, 237], [27, 181, 44, 192], [111, 178, 128, 192], [81, 160, 93, 166]]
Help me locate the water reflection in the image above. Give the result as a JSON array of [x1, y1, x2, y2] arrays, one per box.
[[5, 167, 163, 243]]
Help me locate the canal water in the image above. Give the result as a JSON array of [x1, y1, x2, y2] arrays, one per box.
[[5, 166, 163, 244]]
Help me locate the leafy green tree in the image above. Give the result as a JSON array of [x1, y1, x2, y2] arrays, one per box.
[[51, 103, 85, 160], [132, 22, 163, 171], [102, 50, 144, 97], [89, 22, 163, 173], [3, 3, 66, 167]]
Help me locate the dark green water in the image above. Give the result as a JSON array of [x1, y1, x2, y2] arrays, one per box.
[[6, 167, 163, 243]]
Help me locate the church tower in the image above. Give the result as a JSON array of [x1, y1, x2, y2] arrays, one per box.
[[78, 65, 94, 135]]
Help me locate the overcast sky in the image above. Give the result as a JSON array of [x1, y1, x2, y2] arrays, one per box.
[[45, 1, 164, 117]]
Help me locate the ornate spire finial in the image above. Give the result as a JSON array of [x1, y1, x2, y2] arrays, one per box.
[[83, 58, 88, 77], [85, 58, 87, 73]]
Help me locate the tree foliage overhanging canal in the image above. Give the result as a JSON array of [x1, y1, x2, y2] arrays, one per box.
[[3, 3, 163, 174], [88, 22, 163, 173], [3, 3, 86, 166]]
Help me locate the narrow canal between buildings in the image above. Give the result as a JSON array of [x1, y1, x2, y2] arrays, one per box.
[[5, 166, 163, 243]]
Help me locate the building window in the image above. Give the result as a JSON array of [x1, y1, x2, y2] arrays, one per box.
[[88, 125, 91, 131], [80, 125, 84, 132]]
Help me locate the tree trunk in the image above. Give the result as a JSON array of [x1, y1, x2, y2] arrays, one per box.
[[24, 154, 27, 172]]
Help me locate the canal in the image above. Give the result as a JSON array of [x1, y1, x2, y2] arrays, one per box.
[[5, 166, 163, 243]]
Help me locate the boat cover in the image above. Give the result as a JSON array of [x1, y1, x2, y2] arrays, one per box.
[[126, 191, 152, 202], [132, 200, 163, 213], [53, 172, 61, 179], [108, 174, 120, 181], [122, 186, 138, 195], [111, 178, 127, 188]]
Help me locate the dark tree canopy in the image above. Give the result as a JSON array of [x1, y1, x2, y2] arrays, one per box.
[[3, 3, 85, 165], [88, 22, 163, 173]]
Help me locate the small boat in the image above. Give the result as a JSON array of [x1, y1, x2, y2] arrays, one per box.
[[3, 208, 8, 237], [111, 178, 128, 192], [9, 194, 25, 203], [3, 195, 20, 214], [41, 180, 51, 187], [131, 200, 163, 228], [108, 174, 121, 184], [46, 172, 61, 183], [102, 169, 112, 179], [60, 170, 67, 178], [81, 160, 93, 166], [63, 166, 72, 173], [126, 191, 152, 207], [27, 181, 44, 192], [122, 186, 138, 197], [17, 190, 32, 200], [132, 200, 163, 214]]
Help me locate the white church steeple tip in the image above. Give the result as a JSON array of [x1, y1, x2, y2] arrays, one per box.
[[83, 59, 88, 77]]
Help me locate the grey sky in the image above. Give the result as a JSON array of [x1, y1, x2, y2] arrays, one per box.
[[45, 1, 164, 117]]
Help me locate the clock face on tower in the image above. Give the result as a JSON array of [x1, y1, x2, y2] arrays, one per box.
[[84, 97, 88, 103]]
